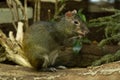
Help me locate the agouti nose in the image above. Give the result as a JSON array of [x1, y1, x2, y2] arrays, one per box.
[[83, 28, 89, 35]]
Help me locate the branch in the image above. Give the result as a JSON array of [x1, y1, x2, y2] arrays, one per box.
[[53, 0, 66, 19], [6, 0, 17, 30]]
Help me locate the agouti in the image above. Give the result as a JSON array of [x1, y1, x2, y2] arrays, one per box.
[[23, 10, 89, 70]]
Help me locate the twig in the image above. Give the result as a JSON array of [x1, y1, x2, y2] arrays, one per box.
[[13, 0, 19, 21], [6, 0, 17, 30], [33, 0, 37, 22], [37, 0, 41, 21], [24, 0, 29, 29], [33, 0, 41, 22], [14, 0, 24, 15], [55, 0, 58, 16], [13, 0, 29, 29], [53, 0, 66, 19]]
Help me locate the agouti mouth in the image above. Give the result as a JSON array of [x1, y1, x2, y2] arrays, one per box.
[[68, 30, 87, 40], [68, 34, 83, 40], [76, 31, 86, 37]]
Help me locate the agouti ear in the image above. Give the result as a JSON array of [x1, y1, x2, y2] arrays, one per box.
[[65, 11, 73, 18], [65, 10, 77, 18], [71, 10, 77, 14]]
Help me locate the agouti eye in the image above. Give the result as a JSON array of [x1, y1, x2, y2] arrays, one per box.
[[74, 21, 79, 24]]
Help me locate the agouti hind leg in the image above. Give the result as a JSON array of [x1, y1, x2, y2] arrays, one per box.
[[40, 50, 59, 72]]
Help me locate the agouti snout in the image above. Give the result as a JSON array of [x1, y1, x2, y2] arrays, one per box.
[[58, 10, 89, 39], [23, 10, 89, 70]]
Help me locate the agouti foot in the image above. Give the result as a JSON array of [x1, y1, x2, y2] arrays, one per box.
[[56, 65, 67, 70], [40, 67, 57, 72]]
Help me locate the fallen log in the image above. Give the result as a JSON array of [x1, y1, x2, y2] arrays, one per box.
[[0, 61, 120, 80], [54, 44, 120, 67]]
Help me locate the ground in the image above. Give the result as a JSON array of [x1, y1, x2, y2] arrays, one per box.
[[0, 61, 120, 80]]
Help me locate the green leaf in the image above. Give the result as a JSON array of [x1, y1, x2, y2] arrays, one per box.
[[81, 37, 91, 44], [61, 0, 65, 3], [81, 14, 86, 22], [77, 9, 86, 22], [60, 0, 68, 4], [72, 39, 83, 54]]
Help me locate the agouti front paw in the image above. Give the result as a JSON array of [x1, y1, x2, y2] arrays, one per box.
[[56, 65, 67, 70]]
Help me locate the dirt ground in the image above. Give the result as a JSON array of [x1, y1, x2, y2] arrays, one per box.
[[0, 61, 120, 80]]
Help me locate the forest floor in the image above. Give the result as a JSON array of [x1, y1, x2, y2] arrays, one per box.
[[0, 61, 120, 80]]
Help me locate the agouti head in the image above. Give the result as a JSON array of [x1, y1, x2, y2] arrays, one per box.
[[56, 10, 89, 39]]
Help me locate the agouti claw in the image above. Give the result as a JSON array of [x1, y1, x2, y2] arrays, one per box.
[[40, 67, 57, 72], [48, 67, 57, 72], [57, 65, 67, 70]]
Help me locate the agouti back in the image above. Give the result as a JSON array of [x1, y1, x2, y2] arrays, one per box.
[[23, 10, 89, 70]]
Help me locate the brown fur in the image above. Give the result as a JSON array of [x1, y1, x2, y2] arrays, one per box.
[[23, 10, 89, 69]]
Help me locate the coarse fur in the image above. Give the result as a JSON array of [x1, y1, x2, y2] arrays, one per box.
[[23, 10, 89, 70]]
